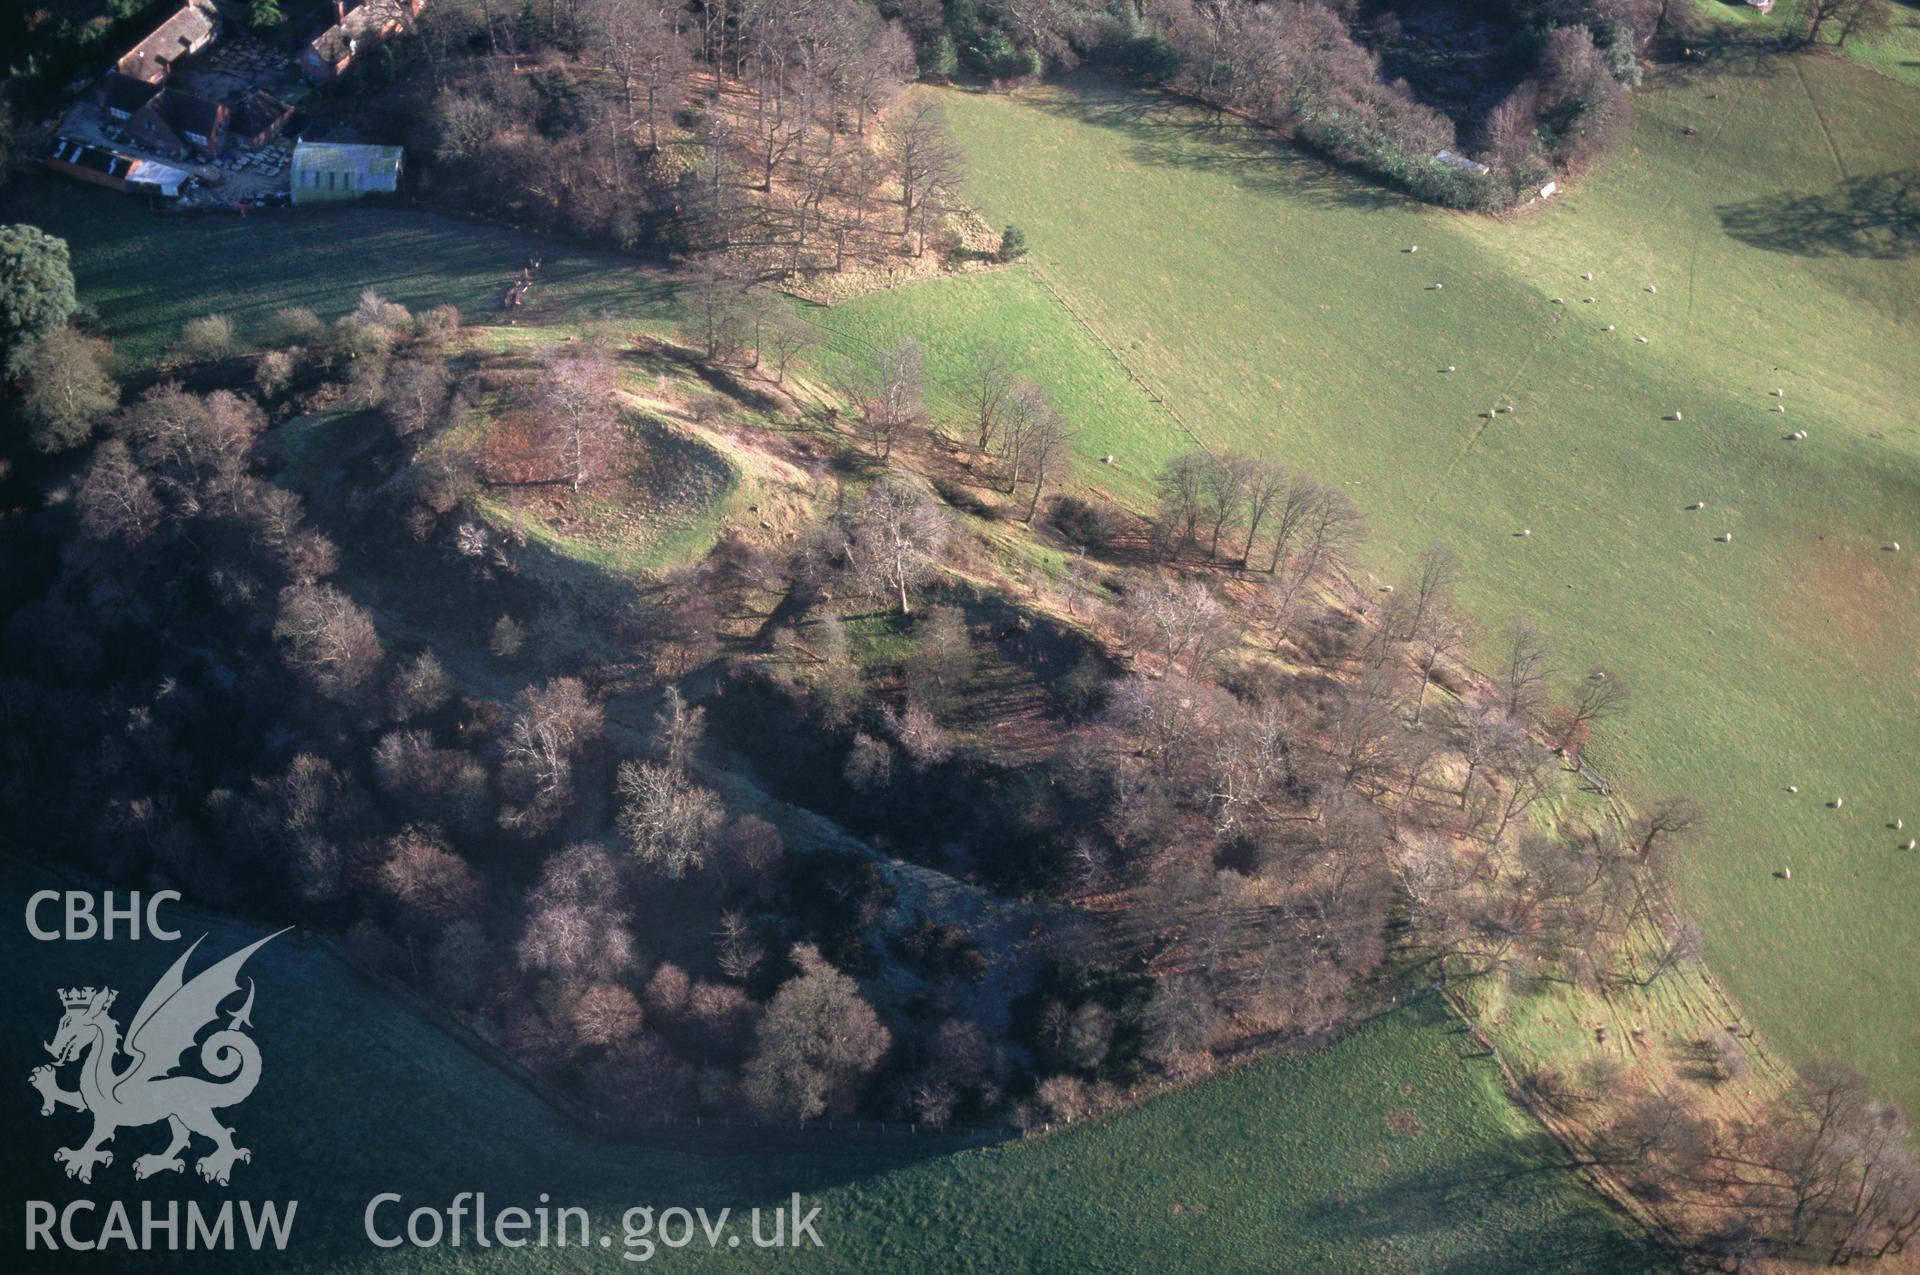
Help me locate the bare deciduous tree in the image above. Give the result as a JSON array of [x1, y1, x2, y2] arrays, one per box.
[[743, 943, 890, 1120], [890, 98, 964, 256], [846, 478, 948, 615], [616, 759, 724, 878], [273, 583, 384, 702], [1496, 613, 1554, 724], [539, 344, 620, 491]]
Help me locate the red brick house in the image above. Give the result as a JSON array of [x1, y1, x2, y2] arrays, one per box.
[[300, 0, 426, 84], [116, 0, 221, 85]]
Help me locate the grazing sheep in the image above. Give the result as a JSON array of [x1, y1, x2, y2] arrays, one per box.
[[1102, 454, 1115, 465], [1521, 529, 1533, 537], [1782, 867, 1792, 880], [1905, 839, 1917, 851], [1791, 430, 1808, 440], [1898, 818, 1905, 830], [1771, 388, 1785, 396], [1551, 297, 1564, 304], [1718, 532, 1733, 542], [1672, 411, 1684, 421], [1444, 364, 1457, 372], [1775, 404, 1787, 412], [1689, 501, 1706, 510], [1582, 271, 1594, 281], [1500, 405, 1514, 413], [1584, 296, 1598, 303], [1637, 336, 1650, 344], [1382, 584, 1395, 592], [1408, 245, 1419, 253], [1646, 285, 1658, 293], [1888, 542, 1901, 552], [1604, 324, 1616, 331], [1833, 797, 1844, 808], [1787, 785, 1799, 793], [1431, 283, 1444, 290]]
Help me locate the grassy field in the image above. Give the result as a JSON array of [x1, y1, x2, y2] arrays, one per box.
[[0, 853, 1665, 1272], [797, 269, 1180, 503], [808, 55, 1920, 1111], [0, 179, 680, 367]]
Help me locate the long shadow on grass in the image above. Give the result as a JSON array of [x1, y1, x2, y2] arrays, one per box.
[[1302, 1143, 1671, 1272], [1022, 78, 1403, 214], [1717, 169, 1920, 259]]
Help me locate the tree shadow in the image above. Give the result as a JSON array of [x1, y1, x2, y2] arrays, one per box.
[[1717, 169, 1920, 259], [1644, 29, 1793, 88], [1300, 1144, 1671, 1271], [1024, 77, 1404, 215]]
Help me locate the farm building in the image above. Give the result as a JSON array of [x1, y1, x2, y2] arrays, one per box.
[[301, 0, 427, 83], [128, 87, 229, 159], [116, 0, 221, 85], [290, 142, 404, 205], [44, 137, 192, 198], [98, 72, 161, 123], [1434, 149, 1492, 176], [230, 90, 295, 150]]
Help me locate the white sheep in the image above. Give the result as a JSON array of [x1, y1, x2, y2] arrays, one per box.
[[1584, 296, 1597, 303], [1636, 336, 1649, 344], [1787, 785, 1799, 793], [1689, 501, 1706, 510], [1905, 839, 1917, 851], [1673, 411, 1684, 421], [1645, 285, 1658, 293], [1551, 297, 1564, 304], [1409, 245, 1419, 253], [1889, 542, 1901, 552], [1898, 818, 1906, 830], [1500, 405, 1514, 414], [1604, 324, 1616, 331], [1431, 282, 1445, 290], [1719, 532, 1733, 542], [1833, 797, 1844, 808], [1582, 271, 1594, 281], [1521, 529, 1533, 537], [1782, 867, 1793, 880], [1771, 388, 1785, 397]]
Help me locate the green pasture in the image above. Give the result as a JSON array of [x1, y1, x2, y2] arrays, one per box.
[[816, 55, 1920, 1109], [0, 179, 680, 367]]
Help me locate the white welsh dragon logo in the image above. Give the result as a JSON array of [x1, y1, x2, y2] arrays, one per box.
[[29, 930, 286, 1186]]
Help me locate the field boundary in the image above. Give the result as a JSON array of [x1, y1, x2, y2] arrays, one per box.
[[1025, 263, 1213, 457]]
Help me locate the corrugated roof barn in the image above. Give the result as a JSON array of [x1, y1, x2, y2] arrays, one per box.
[[289, 142, 403, 206]]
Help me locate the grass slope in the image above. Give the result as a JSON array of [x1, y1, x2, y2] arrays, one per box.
[[0, 179, 680, 366], [0, 854, 1663, 1272], [800, 268, 1182, 502], [836, 58, 1920, 1109]]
